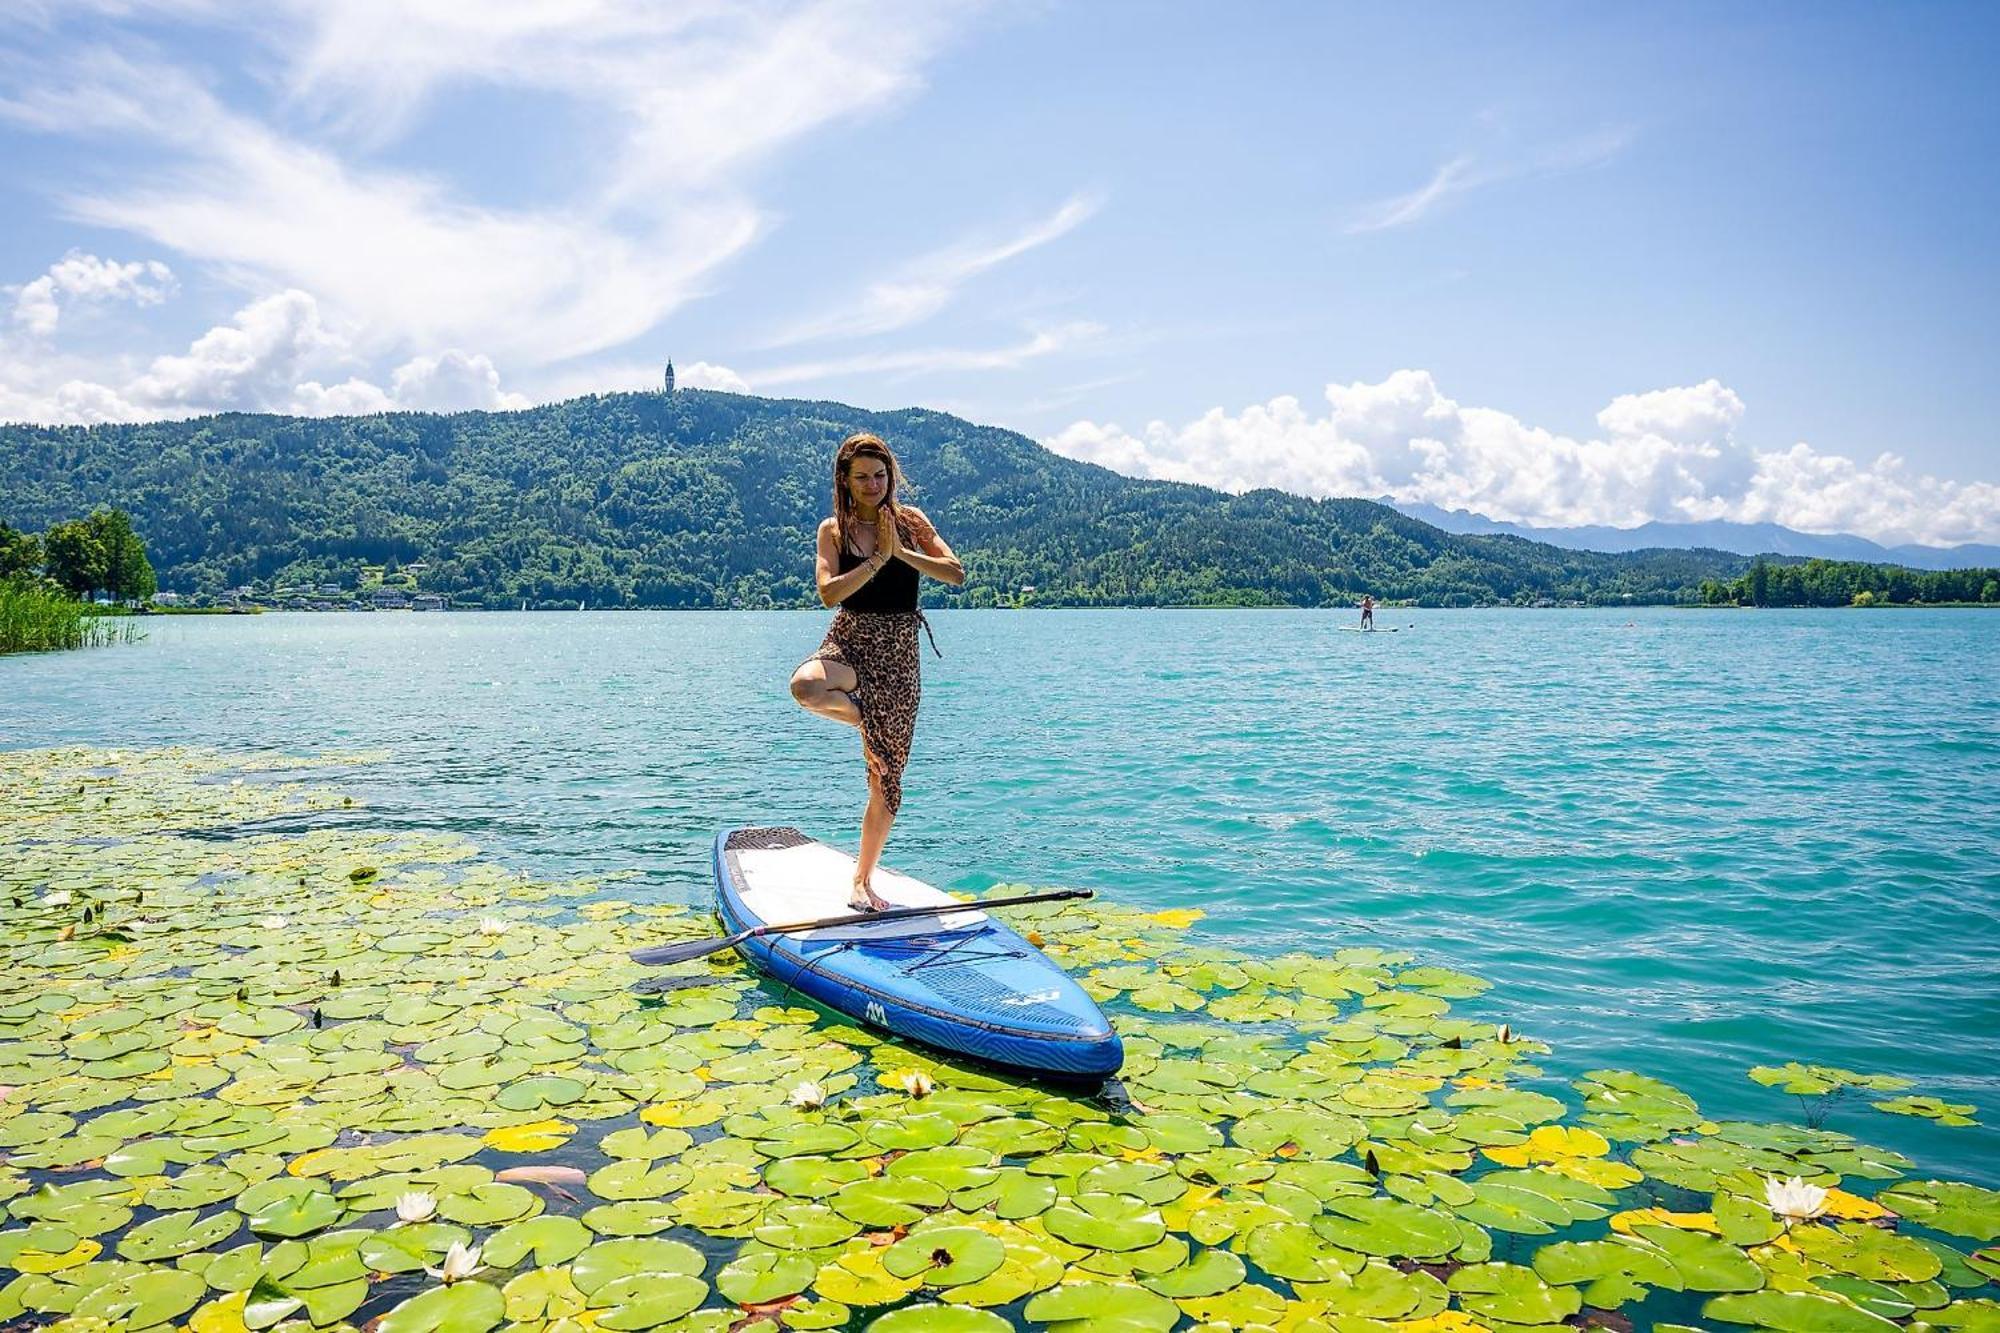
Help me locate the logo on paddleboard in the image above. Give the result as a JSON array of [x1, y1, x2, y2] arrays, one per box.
[[1002, 990, 1061, 1007], [865, 1000, 888, 1027]]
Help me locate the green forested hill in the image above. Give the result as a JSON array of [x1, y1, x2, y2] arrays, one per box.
[[0, 390, 1751, 608]]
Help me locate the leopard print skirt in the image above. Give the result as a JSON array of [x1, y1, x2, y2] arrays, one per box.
[[804, 609, 940, 817]]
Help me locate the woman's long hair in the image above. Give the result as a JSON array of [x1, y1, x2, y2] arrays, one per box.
[[831, 432, 902, 553]]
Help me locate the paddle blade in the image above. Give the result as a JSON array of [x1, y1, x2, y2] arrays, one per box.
[[629, 932, 744, 967]]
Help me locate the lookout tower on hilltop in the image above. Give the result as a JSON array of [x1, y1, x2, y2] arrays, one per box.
[[663, 359, 676, 394]]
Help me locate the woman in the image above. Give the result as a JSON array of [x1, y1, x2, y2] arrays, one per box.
[[788, 433, 964, 910]]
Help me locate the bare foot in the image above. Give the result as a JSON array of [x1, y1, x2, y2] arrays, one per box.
[[848, 878, 890, 912]]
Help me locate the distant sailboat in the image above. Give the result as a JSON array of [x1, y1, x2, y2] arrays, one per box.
[[519, 600, 527, 612], [578, 599, 586, 612]]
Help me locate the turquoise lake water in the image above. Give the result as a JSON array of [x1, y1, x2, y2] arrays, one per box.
[[3, 607, 1995, 1186]]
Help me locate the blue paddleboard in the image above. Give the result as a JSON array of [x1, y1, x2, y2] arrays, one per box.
[[712, 826, 1123, 1081]]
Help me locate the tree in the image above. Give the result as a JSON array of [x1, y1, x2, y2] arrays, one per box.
[[0, 522, 40, 580], [1748, 555, 1770, 607], [42, 519, 108, 598], [88, 509, 156, 601]]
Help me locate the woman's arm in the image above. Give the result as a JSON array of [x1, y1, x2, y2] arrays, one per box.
[[894, 507, 965, 586], [816, 519, 889, 607]]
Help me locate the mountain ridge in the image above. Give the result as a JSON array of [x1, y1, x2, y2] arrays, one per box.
[[1383, 499, 2000, 571]]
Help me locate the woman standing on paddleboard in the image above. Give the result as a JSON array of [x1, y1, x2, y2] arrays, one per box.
[[789, 433, 964, 911]]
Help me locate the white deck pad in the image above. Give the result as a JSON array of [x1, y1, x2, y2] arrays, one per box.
[[735, 842, 986, 941]]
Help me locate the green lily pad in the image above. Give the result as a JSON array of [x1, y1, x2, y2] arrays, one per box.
[[570, 1237, 706, 1295], [754, 1201, 863, 1250], [1704, 1289, 1901, 1332], [1631, 1223, 1770, 1291], [1138, 1246, 1246, 1298], [1448, 1261, 1585, 1325], [373, 1280, 507, 1333], [117, 1208, 242, 1261], [1534, 1237, 1685, 1308], [69, 1265, 209, 1329], [437, 1182, 541, 1226], [587, 1157, 694, 1200], [1244, 1219, 1356, 1282], [1311, 1195, 1461, 1259], [1813, 1275, 1919, 1320], [238, 1178, 343, 1238], [882, 1227, 1006, 1286], [830, 1177, 949, 1227], [716, 1249, 817, 1304], [482, 1214, 592, 1268], [766, 1155, 871, 1199], [863, 1304, 1011, 1332], [1022, 1279, 1179, 1331], [501, 1266, 588, 1323], [1043, 1192, 1168, 1251], [1294, 1257, 1445, 1319], [890, 1146, 999, 1193], [1880, 1181, 2000, 1241]]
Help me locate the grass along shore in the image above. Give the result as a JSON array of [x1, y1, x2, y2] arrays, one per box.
[[0, 578, 140, 653]]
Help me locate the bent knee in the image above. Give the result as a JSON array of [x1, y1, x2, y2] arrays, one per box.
[[789, 671, 822, 705]]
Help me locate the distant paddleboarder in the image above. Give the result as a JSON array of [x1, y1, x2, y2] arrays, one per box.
[[788, 433, 965, 911], [1360, 594, 1376, 630]]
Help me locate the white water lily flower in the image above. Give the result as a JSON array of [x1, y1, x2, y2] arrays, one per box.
[[43, 891, 71, 907], [258, 915, 287, 929], [425, 1240, 484, 1284], [788, 1080, 827, 1110], [395, 1191, 437, 1223], [477, 917, 511, 936], [893, 1069, 935, 1099], [1764, 1174, 1829, 1226]]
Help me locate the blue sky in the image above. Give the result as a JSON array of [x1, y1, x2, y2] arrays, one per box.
[[1, 1, 1995, 545]]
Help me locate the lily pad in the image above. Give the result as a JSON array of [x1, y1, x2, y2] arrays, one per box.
[[1022, 1279, 1179, 1332], [1704, 1289, 1901, 1332], [882, 1227, 1006, 1286], [1043, 1192, 1168, 1251], [863, 1304, 1011, 1332], [716, 1249, 817, 1304], [373, 1280, 507, 1333]]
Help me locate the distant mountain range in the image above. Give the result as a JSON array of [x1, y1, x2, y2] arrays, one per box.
[[1383, 500, 2000, 571]]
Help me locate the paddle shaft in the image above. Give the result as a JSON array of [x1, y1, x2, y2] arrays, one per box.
[[630, 887, 1094, 967]]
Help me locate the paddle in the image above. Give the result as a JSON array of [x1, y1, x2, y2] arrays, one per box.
[[629, 888, 1095, 967]]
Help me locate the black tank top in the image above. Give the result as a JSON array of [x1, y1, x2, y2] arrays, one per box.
[[838, 516, 919, 612]]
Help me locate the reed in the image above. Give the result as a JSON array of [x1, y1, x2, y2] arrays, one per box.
[[0, 579, 138, 653]]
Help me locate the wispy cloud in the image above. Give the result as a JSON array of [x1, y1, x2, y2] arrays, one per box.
[[1345, 126, 1635, 233], [0, 4, 986, 369], [762, 191, 1103, 348], [753, 321, 1104, 387]]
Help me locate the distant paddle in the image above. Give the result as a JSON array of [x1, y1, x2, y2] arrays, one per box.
[[630, 888, 1095, 967]]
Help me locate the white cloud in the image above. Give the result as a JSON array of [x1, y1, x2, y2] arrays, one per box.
[[0, 286, 533, 424], [764, 191, 1103, 346], [9, 252, 176, 335], [390, 350, 530, 412], [1346, 126, 1634, 233], [675, 361, 750, 392], [1045, 370, 2000, 547], [128, 289, 337, 411]]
